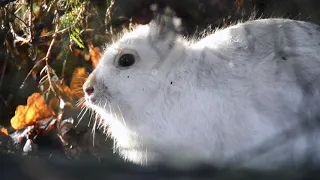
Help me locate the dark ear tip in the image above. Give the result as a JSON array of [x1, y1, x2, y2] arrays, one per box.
[[150, 3, 158, 12], [149, 3, 182, 33], [164, 6, 176, 16], [149, 3, 175, 16]]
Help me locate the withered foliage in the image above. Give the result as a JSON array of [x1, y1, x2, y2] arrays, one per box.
[[11, 92, 54, 130], [0, 0, 119, 157], [0, 127, 8, 135]]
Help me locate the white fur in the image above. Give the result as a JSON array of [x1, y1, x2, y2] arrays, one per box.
[[83, 17, 320, 170]]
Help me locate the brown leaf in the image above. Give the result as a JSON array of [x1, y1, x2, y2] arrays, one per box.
[[88, 42, 102, 68], [10, 93, 55, 130], [0, 127, 8, 135], [70, 67, 88, 99]]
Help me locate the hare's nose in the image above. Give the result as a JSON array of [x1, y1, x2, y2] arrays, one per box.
[[83, 83, 94, 96], [85, 86, 94, 96], [83, 70, 97, 96]]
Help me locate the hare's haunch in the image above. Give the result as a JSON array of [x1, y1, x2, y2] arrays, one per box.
[[83, 7, 320, 170]]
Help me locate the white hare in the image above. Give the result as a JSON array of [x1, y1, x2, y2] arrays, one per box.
[[83, 6, 320, 170]]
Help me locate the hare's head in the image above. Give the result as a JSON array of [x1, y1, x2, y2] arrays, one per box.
[[83, 6, 184, 129]]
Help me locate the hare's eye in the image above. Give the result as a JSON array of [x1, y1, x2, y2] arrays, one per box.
[[118, 54, 135, 67]]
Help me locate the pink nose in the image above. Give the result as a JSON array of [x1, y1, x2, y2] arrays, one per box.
[[84, 86, 94, 96]]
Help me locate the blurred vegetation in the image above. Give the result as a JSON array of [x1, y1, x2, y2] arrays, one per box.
[[0, 0, 319, 157]]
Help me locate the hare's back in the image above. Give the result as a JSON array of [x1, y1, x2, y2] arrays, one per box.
[[191, 18, 320, 123]]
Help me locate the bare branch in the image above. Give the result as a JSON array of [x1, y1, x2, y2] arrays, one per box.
[[29, 0, 33, 42], [44, 22, 59, 96], [3, 6, 29, 27], [105, 0, 115, 34]]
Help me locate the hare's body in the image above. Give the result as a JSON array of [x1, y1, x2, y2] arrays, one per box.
[[84, 16, 320, 170]]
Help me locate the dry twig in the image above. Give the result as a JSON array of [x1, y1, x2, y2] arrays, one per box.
[[3, 6, 29, 27], [29, 0, 33, 42], [105, 0, 115, 34], [43, 22, 59, 96]]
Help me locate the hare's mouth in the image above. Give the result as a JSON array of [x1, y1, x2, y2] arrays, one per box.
[[84, 88, 111, 104], [84, 91, 116, 120], [84, 95, 100, 108]]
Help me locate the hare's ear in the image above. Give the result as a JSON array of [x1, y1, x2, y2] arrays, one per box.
[[148, 4, 182, 61], [149, 4, 182, 38]]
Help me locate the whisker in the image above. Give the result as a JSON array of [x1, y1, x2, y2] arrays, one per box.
[[76, 106, 89, 127], [76, 98, 85, 107], [108, 103, 112, 120], [92, 116, 97, 147], [97, 106, 104, 129], [77, 104, 86, 119], [117, 105, 127, 128], [103, 117, 107, 134], [88, 109, 94, 127], [94, 112, 101, 129]]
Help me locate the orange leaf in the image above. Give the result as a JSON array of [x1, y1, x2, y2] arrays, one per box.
[[88, 42, 102, 68], [62, 85, 74, 100], [10, 93, 55, 130], [0, 127, 8, 135], [70, 67, 88, 99]]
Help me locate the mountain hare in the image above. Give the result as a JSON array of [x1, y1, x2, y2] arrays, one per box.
[[83, 6, 320, 170]]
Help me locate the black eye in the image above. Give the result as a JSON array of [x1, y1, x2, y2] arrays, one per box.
[[118, 54, 135, 67]]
